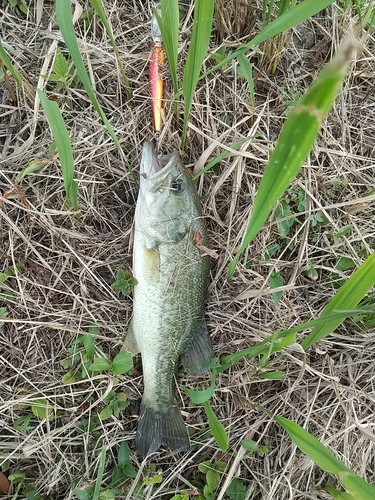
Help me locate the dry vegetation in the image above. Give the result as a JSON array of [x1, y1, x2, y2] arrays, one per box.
[[1, 1, 375, 499]]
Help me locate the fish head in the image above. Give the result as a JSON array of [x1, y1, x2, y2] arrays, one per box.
[[136, 142, 201, 248]]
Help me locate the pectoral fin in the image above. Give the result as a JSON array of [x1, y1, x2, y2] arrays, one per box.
[[181, 318, 213, 375], [123, 322, 140, 355]]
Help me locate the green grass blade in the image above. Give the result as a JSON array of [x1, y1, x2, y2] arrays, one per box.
[[154, 0, 179, 95], [204, 400, 229, 452], [237, 52, 254, 104], [302, 252, 375, 350], [325, 485, 355, 500], [38, 90, 78, 211], [56, 0, 136, 183], [275, 416, 375, 500], [182, 0, 215, 146], [228, 37, 356, 277], [93, 447, 106, 500], [0, 40, 23, 85], [89, 0, 131, 95], [218, 308, 374, 372], [185, 377, 215, 404], [199, 0, 334, 81]]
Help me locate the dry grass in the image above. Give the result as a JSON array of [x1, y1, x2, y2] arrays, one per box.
[[1, 1, 375, 499]]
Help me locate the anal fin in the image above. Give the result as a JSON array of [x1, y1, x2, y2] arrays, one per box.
[[123, 321, 140, 355], [181, 317, 213, 375]]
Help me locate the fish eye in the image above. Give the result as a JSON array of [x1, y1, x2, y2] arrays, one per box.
[[171, 177, 186, 194]]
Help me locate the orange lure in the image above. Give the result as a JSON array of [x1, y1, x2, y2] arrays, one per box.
[[149, 42, 164, 134]]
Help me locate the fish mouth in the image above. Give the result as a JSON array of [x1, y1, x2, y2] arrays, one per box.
[[140, 141, 179, 180]]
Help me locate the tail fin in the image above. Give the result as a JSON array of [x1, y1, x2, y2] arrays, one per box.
[[136, 401, 190, 457]]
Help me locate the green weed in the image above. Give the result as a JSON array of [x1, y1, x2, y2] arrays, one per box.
[[111, 269, 137, 297], [7, 472, 42, 500], [7, 0, 28, 14], [45, 49, 75, 92]]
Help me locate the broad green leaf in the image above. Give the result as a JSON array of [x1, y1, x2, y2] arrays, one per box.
[[53, 50, 70, 78], [182, 0, 215, 146], [269, 271, 284, 305], [206, 469, 220, 491], [31, 399, 53, 421], [204, 400, 228, 452], [117, 441, 129, 467], [122, 463, 137, 478], [185, 376, 215, 404], [89, 358, 112, 372], [88, 0, 131, 94], [237, 52, 254, 104], [226, 478, 247, 500], [55, 0, 136, 183], [0, 39, 23, 85], [302, 253, 375, 350], [37, 90, 78, 210], [228, 36, 355, 276], [276, 416, 375, 500], [335, 257, 356, 271], [334, 224, 353, 240], [112, 351, 133, 375]]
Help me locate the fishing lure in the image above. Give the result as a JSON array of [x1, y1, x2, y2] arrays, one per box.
[[150, 11, 164, 135]]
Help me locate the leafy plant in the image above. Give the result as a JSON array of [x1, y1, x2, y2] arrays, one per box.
[[111, 269, 137, 297], [197, 461, 226, 499], [61, 331, 96, 383], [46, 49, 75, 91], [280, 86, 300, 115], [7, 472, 42, 500], [88, 351, 133, 376], [98, 390, 128, 421], [8, 0, 28, 14]]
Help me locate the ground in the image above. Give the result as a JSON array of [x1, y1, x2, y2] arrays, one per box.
[[0, 1, 375, 499]]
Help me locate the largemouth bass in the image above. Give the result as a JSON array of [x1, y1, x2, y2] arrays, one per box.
[[125, 142, 212, 457]]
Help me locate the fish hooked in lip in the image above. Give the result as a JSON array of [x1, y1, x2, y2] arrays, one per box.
[[124, 141, 213, 456]]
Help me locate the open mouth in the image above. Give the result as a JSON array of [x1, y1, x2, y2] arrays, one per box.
[[140, 142, 178, 180]]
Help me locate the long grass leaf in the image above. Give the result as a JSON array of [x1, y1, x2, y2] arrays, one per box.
[[89, 0, 131, 95], [302, 252, 375, 350], [276, 416, 375, 500], [154, 0, 179, 95], [200, 0, 334, 81], [204, 400, 229, 452], [182, 0, 215, 146], [0, 40, 23, 85], [228, 36, 356, 277], [219, 308, 374, 372], [56, 0, 136, 182], [237, 53, 254, 104], [38, 90, 78, 211]]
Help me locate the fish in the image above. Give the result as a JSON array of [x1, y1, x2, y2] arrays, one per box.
[[125, 141, 213, 457]]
